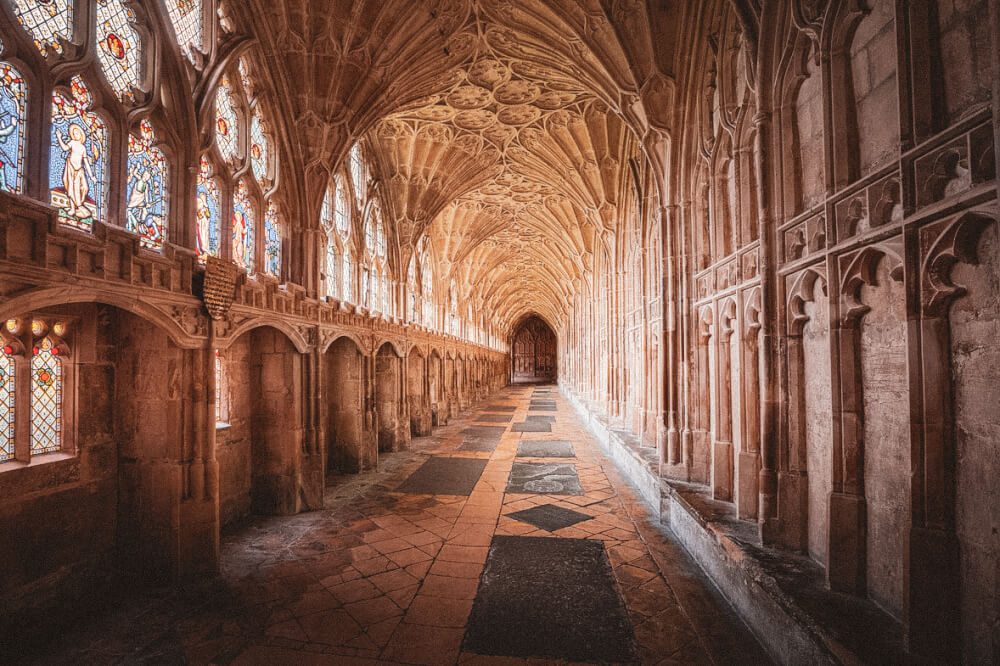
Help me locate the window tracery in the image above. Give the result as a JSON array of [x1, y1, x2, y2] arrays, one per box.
[[95, 0, 141, 103], [12, 0, 73, 57], [350, 143, 365, 203], [215, 74, 238, 163], [232, 179, 255, 271], [249, 104, 269, 183], [196, 155, 220, 259], [163, 0, 203, 62], [264, 201, 280, 277], [126, 119, 168, 248], [0, 58, 26, 194], [50, 76, 107, 231]]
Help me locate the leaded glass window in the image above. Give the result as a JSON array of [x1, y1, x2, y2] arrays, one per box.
[[126, 119, 168, 248], [0, 346, 13, 462], [365, 216, 376, 258], [50, 76, 107, 231], [163, 0, 202, 61], [196, 155, 220, 258], [95, 0, 141, 103], [249, 105, 269, 183], [334, 178, 349, 237], [0, 59, 26, 194], [238, 57, 253, 96], [361, 269, 370, 308], [215, 74, 238, 163], [264, 201, 280, 276], [232, 180, 255, 271], [342, 253, 352, 303], [30, 337, 61, 454], [13, 0, 73, 57], [376, 222, 386, 259], [325, 244, 340, 299], [350, 143, 365, 202]]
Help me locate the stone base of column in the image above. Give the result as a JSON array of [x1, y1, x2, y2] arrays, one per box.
[[712, 439, 734, 502], [737, 451, 760, 521], [826, 491, 866, 594]]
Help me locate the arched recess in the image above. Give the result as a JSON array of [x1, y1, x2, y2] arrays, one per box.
[[325, 335, 373, 473], [222, 324, 305, 520], [375, 342, 407, 452], [428, 349, 445, 427], [510, 315, 557, 382], [407, 348, 431, 437]]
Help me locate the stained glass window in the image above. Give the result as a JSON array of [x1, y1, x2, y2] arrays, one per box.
[[196, 155, 220, 258], [96, 0, 141, 103], [343, 253, 352, 302], [30, 337, 61, 454], [50, 77, 107, 231], [0, 60, 26, 194], [215, 74, 238, 163], [232, 180, 255, 271], [238, 57, 253, 96], [164, 0, 203, 61], [264, 201, 280, 277], [350, 143, 365, 202], [13, 0, 73, 57], [249, 105, 269, 183], [126, 119, 168, 248], [0, 346, 14, 462]]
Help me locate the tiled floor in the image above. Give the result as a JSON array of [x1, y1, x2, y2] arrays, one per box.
[[29, 384, 769, 665]]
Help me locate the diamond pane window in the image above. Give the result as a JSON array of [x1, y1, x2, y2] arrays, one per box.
[[196, 156, 220, 258], [164, 0, 202, 61], [342, 253, 352, 303], [13, 0, 73, 57], [96, 0, 141, 103], [249, 106, 269, 183], [30, 337, 61, 454], [126, 119, 168, 248], [50, 77, 107, 231], [0, 347, 13, 462], [215, 74, 238, 163], [232, 180, 255, 271], [264, 201, 280, 277], [0, 61, 27, 194], [350, 143, 365, 202]]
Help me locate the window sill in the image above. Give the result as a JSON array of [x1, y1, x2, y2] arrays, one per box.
[[0, 450, 75, 473]]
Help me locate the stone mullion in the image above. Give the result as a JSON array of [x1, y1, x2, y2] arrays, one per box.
[[662, 204, 681, 468], [713, 312, 734, 502]]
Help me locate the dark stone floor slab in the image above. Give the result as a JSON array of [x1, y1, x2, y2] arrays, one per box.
[[505, 503, 591, 532], [506, 462, 583, 495], [396, 457, 488, 496], [525, 415, 555, 423], [511, 421, 552, 433], [457, 438, 501, 453], [461, 426, 507, 438], [475, 413, 513, 423], [484, 404, 516, 412], [516, 440, 575, 458], [463, 535, 637, 662], [530, 400, 557, 406], [528, 405, 557, 412]]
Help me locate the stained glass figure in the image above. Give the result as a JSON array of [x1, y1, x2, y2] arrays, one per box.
[[196, 155, 220, 258], [0, 347, 14, 462], [250, 105, 269, 183], [264, 201, 280, 276], [13, 0, 73, 57], [343, 253, 352, 302], [232, 180, 255, 271], [96, 0, 141, 102], [215, 74, 238, 163], [350, 143, 365, 202], [164, 0, 203, 62], [126, 119, 168, 248], [50, 77, 107, 231], [0, 61, 26, 194], [30, 337, 61, 454]]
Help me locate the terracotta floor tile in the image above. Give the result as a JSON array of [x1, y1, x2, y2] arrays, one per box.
[[368, 568, 419, 593], [404, 594, 474, 627], [344, 595, 404, 625]]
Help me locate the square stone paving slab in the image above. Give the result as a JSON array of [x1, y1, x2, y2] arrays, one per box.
[[506, 462, 583, 495], [460, 426, 507, 438], [484, 405, 516, 412], [474, 413, 513, 423], [505, 503, 591, 532], [528, 405, 557, 412], [463, 535, 636, 662], [516, 440, 575, 458], [395, 457, 488, 496], [511, 421, 552, 433], [457, 438, 501, 453], [525, 415, 555, 423]]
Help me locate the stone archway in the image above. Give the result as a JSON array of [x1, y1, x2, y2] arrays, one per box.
[[511, 315, 557, 382]]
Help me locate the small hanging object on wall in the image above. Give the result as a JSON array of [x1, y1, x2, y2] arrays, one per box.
[[203, 255, 239, 320]]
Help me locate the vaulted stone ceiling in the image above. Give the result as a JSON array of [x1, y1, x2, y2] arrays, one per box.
[[238, 0, 702, 333]]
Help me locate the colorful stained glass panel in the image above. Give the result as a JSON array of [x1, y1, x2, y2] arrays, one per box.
[[50, 77, 107, 231], [215, 75, 238, 163], [13, 0, 73, 57], [264, 202, 280, 276], [232, 180, 255, 271], [96, 0, 141, 103], [0, 349, 13, 462], [30, 337, 61, 454], [196, 156, 220, 259], [250, 106, 269, 183], [0, 62, 26, 194], [164, 0, 202, 62], [126, 119, 168, 248]]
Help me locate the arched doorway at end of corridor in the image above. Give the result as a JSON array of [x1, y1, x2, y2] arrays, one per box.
[[511, 315, 556, 383]]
